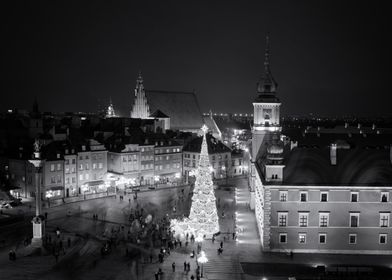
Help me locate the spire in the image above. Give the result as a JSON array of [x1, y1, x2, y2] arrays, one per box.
[[136, 70, 143, 92], [256, 35, 278, 95], [130, 70, 150, 119], [264, 35, 270, 72]]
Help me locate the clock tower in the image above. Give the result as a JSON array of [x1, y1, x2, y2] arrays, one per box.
[[249, 36, 282, 209], [252, 36, 282, 161]]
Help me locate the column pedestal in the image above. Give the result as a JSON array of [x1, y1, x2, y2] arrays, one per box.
[[31, 216, 45, 247]]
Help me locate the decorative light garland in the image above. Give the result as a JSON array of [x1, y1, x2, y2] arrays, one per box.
[[171, 125, 220, 239]]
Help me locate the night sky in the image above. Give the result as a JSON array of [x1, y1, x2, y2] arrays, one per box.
[[2, 1, 391, 117]]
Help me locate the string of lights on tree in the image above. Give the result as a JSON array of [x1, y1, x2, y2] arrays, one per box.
[[171, 124, 220, 239]]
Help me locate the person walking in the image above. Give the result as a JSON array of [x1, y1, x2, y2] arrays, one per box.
[[220, 241, 223, 249], [172, 262, 176, 272], [184, 261, 187, 272]]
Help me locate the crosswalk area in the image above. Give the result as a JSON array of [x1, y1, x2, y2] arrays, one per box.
[[203, 255, 243, 280]]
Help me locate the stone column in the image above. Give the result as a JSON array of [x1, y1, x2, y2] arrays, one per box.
[[29, 151, 45, 247]]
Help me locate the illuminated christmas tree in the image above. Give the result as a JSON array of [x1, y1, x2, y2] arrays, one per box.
[[171, 125, 219, 239]]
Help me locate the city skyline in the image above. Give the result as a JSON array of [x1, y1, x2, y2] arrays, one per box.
[[2, 1, 391, 117]]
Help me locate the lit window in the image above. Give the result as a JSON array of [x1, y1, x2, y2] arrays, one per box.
[[50, 164, 55, 172], [381, 192, 389, 202], [92, 163, 97, 170], [99, 163, 103, 169], [350, 213, 359, 227], [320, 192, 328, 202], [85, 174, 89, 180], [85, 164, 89, 170], [300, 192, 307, 202], [279, 191, 288, 202], [319, 212, 329, 227], [298, 233, 306, 244], [299, 212, 309, 227], [79, 174, 83, 180], [351, 192, 358, 202], [319, 233, 327, 244], [379, 234, 387, 244], [349, 234, 357, 244], [380, 213, 390, 227], [278, 212, 288, 227], [279, 233, 287, 243]]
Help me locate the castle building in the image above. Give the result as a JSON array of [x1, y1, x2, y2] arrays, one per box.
[[251, 37, 392, 255]]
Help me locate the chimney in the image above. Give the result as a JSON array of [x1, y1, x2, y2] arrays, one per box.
[[330, 144, 337, 165], [344, 122, 349, 128], [82, 145, 86, 151], [65, 149, 69, 155], [57, 153, 60, 159]]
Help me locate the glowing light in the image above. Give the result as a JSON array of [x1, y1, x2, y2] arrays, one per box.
[[198, 251, 208, 263], [175, 172, 181, 179], [154, 175, 160, 182], [171, 125, 219, 238]]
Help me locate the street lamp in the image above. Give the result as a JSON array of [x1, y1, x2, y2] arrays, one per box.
[[154, 175, 159, 188], [197, 251, 208, 278]]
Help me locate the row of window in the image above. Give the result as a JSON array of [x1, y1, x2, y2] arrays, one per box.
[[141, 164, 154, 170], [65, 167, 76, 174], [65, 177, 76, 184], [79, 163, 104, 170], [277, 212, 390, 228], [78, 173, 103, 181], [184, 154, 229, 161], [141, 155, 154, 161], [65, 159, 76, 165], [122, 155, 138, 162], [50, 164, 62, 172], [50, 175, 62, 184], [279, 233, 388, 245], [155, 148, 181, 154], [279, 191, 390, 203], [154, 163, 181, 170]]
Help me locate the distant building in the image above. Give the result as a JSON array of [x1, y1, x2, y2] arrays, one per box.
[[251, 37, 392, 255], [183, 133, 231, 181], [145, 90, 203, 133], [130, 72, 151, 119], [106, 97, 117, 118]]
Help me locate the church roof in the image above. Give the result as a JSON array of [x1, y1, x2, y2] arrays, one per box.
[[150, 109, 169, 119], [145, 90, 203, 131], [202, 115, 221, 137]]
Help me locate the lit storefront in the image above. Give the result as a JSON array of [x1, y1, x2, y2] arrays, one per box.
[[45, 186, 63, 198]]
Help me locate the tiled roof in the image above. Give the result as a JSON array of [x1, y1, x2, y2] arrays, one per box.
[[282, 146, 392, 186], [145, 90, 203, 131], [150, 110, 169, 119]]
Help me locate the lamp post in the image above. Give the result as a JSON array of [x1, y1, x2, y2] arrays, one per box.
[[29, 139, 45, 247], [197, 251, 208, 278]]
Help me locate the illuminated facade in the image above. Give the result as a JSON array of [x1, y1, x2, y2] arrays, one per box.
[[130, 71, 151, 119], [251, 38, 392, 255]]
